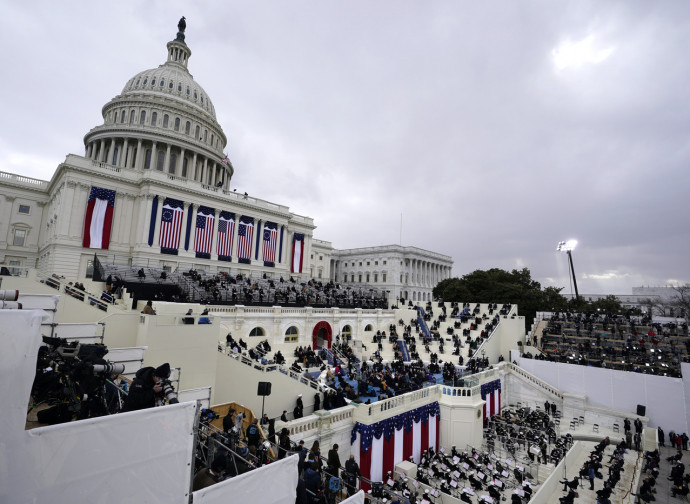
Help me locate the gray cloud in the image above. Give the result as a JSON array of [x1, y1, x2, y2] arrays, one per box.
[[1, 0, 688, 295]]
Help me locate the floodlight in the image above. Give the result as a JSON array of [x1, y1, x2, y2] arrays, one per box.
[[556, 240, 578, 252], [556, 239, 580, 300]]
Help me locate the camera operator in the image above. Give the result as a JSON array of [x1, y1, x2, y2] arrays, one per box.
[[121, 363, 176, 412], [192, 455, 227, 491], [246, 418, 261, 455]]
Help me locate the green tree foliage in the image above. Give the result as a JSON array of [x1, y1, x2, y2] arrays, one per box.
[[433, 268, 561, 329]]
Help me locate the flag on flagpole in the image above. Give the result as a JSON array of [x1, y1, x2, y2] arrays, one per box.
[[291, 233, 304, 273], [159, 198, 184, 254], [82, 186, 116, 249], [237, 216, 254, 264], [262, 222, 278, 267], [481, 379, 502, 421], [217, 211, 235, 262], [263, 222, 278, 266], [194, 206, 215, 259]]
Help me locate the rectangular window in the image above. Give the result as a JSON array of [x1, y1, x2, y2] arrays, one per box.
[[375, 261, 378, 265], [285, 335, 298, 343], [18, 204, 30, 214], [13, 229, 26, 246], [374, 274, 378, 282], [366, 274, 370, 282], [85, 260, 94, 278], [319, 256, 323, 261], [359, 262, 362, 266], [358, 274, 361, 282], [383, 273, 387, 282], [383, 260, 387, 265], [367, 261, 370, 266]]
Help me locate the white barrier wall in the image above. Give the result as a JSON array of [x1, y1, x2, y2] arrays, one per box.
[[136, 314, 219, 392], [193, 453, 298, 504], [0, 309, 198, 504], [517, 358, 687, 433]]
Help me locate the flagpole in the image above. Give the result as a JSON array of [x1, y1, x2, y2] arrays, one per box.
[[400, 212, 402, 245]]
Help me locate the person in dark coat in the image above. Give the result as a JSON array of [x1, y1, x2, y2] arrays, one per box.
[[327, 444, 341, 479], [192, 456, 227, 491], [303, 462, 322, 493], [121, 363, 171, 412], [314, 392, 321, 412]]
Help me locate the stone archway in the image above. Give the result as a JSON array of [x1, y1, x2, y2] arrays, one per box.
[[312, 320, 333, 350]]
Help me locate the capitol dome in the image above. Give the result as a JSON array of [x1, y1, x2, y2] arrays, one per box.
[[83, 20, 233, 188]]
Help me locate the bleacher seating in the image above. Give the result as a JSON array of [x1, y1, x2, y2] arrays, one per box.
[[537, 312, 689, 376]]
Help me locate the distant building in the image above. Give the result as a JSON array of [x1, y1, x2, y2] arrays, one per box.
[[330, 245, 453, 304]]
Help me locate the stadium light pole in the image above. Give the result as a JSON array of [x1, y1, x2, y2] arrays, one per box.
[[557, 240, 580, 301]]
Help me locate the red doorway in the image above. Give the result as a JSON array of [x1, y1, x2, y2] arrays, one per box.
[[312, 321, 333, 350]]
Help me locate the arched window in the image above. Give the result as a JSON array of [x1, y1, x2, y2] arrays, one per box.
[[112, 147, 119, 166], [169, 81, 174, 89], [140, 110, 146, 124], [160, 79, 165, 87], [169, 154, 177, 174], [186, 86, 190, 95], [285, 326, 299, 343], [151, 78, 156, 86], [144, 149, 152, 169], [204, 129, 208, 142], [181, 157, 188, 177], [163, 114, 169, 128], [249, 327, 265, 337], [211, 134, 214, 145], [151, 112, 157, 126], [342, 325, 352, 339], [364, 324, 373, 331], [130, 110, 135, 124], [174, 118, 180, 131], [185, 121, 191, 135], [195, 125, 200, 139], [143, 78, 148, 85], [121, 110, 126, 123], [156, 151, 164, 171], [114, 111, 119, 123], [178, 83, 182, 92]]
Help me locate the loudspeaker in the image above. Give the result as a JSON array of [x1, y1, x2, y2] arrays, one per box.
[[257, 381, 272, 396], [636, 404, 646, 417]]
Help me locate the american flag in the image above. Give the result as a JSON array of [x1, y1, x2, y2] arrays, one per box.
[[159, 198, 184, 251], [194, 206, 215, 256], [262, 222, 278, 265], [237, 216, 254, 263], [217, 211, 235, 259], [83, 186, 116, 249]]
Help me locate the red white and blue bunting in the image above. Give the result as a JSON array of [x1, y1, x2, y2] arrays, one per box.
[[350, 402, 440, 491], [480, 379, 501, 421]]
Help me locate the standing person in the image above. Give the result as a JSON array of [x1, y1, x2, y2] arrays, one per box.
[[246, 418, 261, 455], [551, 402, 557, 416], [295, 394, 304, 419], [327, 443, 341, 480], [588, 464, 595, 490], [314, 392, 321, 412], [658, 427, 665, 447], [344, 455, 361, 496], [682, 433, 688, 450], [624, 418, 631, 434], [278, 428, 292, 460], [544, 400, 550, 415], [634, 418, 643, 435], [280, 410, 288, 422], [634, 432, 641, 451]]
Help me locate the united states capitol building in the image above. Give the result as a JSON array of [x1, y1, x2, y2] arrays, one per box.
[[2, 19, 689, 504], [0, 21, 451, 306]]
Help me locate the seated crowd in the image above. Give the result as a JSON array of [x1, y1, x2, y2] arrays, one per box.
[[537, 311, 689, 377]]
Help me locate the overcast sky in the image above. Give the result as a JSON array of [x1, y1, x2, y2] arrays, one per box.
[[2, 1, 688, 295]]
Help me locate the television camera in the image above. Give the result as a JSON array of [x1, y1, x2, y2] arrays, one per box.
[[31, 336, 125, 424]]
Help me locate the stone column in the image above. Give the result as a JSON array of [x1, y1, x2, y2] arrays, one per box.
[[135, 139, 143, 169], [164, 144, 171, 174]]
